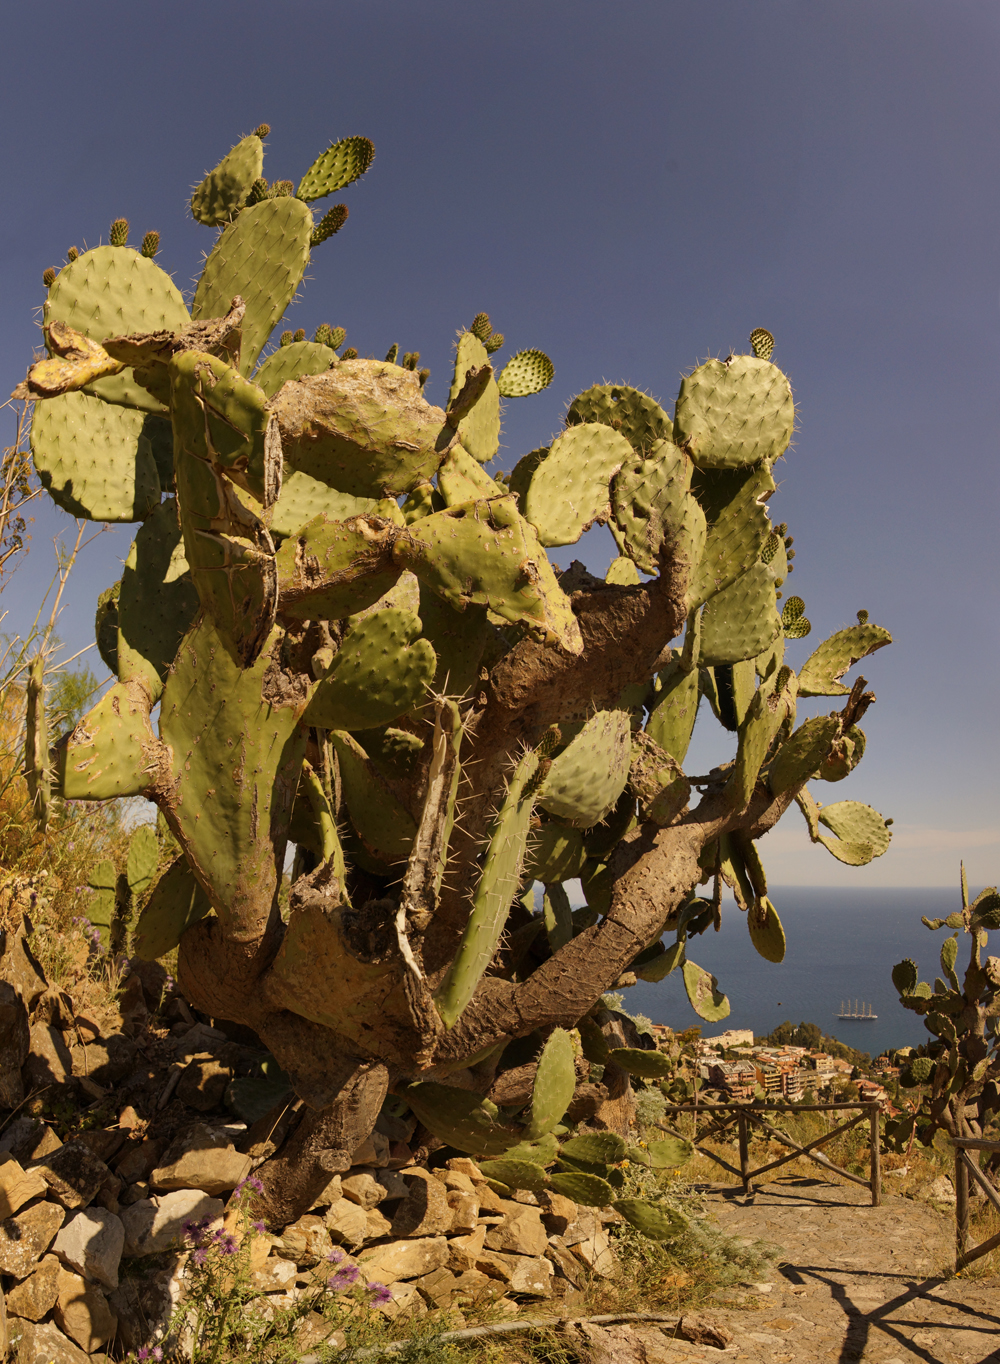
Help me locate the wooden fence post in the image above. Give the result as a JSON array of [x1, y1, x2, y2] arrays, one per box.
[[738, 1112, 750, 1192], [869, 1103, 881, 1206], [955, 1148, 969, 1267]]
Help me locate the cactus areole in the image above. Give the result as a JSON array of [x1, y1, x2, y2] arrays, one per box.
[[18, 129, 893, 1222]]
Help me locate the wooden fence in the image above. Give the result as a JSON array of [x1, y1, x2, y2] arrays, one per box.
[[658, 1100, 882, 1206], [953, 1137, 1000, 1271]]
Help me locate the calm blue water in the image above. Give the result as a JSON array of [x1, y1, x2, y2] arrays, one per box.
[[617, 886, 972, 1059]]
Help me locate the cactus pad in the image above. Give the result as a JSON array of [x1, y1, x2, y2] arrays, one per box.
[[296, 135, 374, 201], [437, 444, 503, 506], [611, 441, 705, 578], [523, 422, 633, 547], [496, 349, 554, 398], [538, 710, 631, 828], [332, 730, 417, 864], [645, 660, 700, 763], [674, 355, 794, 469], [305, 608, 436, 731], [643, 1137, 694, 1169], [749, 328, 775, 361], [613, 1199, 687, 1240], [479, 1159, 550, 1192], [190, 134, 265, 226], [275, 513, 401, 621], [117, 499, 200, 701], [24, 657, 49, 830], [31, 392, 161, 522], [416, 589, 491, 697], [682, 958, 730, 1021], [561, 1132, 625, 1164], [688, 462, 776, 609], [44, 246, 190, 410], [628, 732, 690, 826], [699, 563, 782, 666], [781, 594, 811, 638], [271, 360, 451, 497], [526, 1028, 577, 1138], [253, 340, 336, 399], [192, 197, 313, 376], [767, 715, 840, 796], [95, 581, 121, 675], [607, 1047, 671, 1079], [726, 667, 796, 813], [797, 621, 892, 696], [566, 383, 672, 453], [548, 1171, 615, 1207], [892, 958, 919, 995], [747, 895, 786, 963], [53, 680, 158, 800], [126, 825, 159, 899], [817, 800, 892, 858], [448, 333, 500, 463], [401, 1082, 519, 1158], [270, 473, 375, 542], [524, 822, 587, 884]]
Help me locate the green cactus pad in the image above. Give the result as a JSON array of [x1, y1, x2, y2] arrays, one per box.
[[86, 859, 117, 943], [272, 359, 451, 496], [253, 340, 336, 399], [781, 594, 811, 639], [447, 333, 500, 464], [699, 563, 782, 667], [541, 883, 573, 952], [767, 715, 841, 796], [478, 1159, 550, 1193], [500, 1132, 561, 1167], [613, 1199, 688, 1240], [797, 622, 892, 696], [496, 349, 554, 398], [434, 747, 543, 1027], [437, 444, 503, 506], [566, 383, 673, 453], [818, 800, 892, 858], [644, 1137, 693, 1169], [524, 822, 587, 884], [526, 1028, 577, 1139], [190, 134, 265, 226], [24, 657, 49, 830], [607, 1047, 671, 1079], [396, 496, 582, 654], [748, 896, 786, 963], [158, 618, 308, 930], [53, 680, 157, 800], [297, 135, 375, 201], [117, 500, 200, 702], [507, 447, 549, 510], [192, 196, 313, 376], [416, 588, 492, 698], [682, 959, 730, 1022], [674, 355, 794, 469], [537, 710, 632, 828], [523, 422, 632, 547], [561, 1131, 625, 1164], [31, 392, 160, 523], [576, 1019, 611, 1067], [688, 463, 776, 609], [275, 513, 401, 621], [645, 660, 700, 764], [332, 730, 417, 864], [892, 958, 919, 995], [548, 1171, 616, 1207], [305, 609, 436, 731], [95, 581, 121, 676], [270, 472, 377, 542], [402, 1082, 521, 1158], [633, 940, 684, 982], [44, 245, 189, 411], [725, 667, 796, 813], [611, 442, 706, 580], [606, 556, 640, 586], [909, 1057, 934, 1083], [126, 824, 159, 898]]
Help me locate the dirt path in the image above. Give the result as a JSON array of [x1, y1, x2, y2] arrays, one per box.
[[680, 1176, 1000, 1363]]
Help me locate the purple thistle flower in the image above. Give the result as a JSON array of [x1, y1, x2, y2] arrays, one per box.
[[192, 1245, 208, 1267], [367, 1281, 393, 1306], [153, 1350, 163, 1362], [252, 1219, 267, 1235], [326, 1247, 345, 1264], [327, 1264, 360, 1292], [217, 1234, 238, 1257], [138, 1350, 151, 1362]]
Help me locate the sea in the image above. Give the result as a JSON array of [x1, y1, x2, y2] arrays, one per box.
[[610, 886, 974, 1060]]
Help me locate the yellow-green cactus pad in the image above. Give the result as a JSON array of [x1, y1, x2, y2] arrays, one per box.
[[117, 499, 200, 702], [44, 246, 190, 411], [748, 895, 786, 963], [611, 440, 705, 579], [53, 679, 158, 800], [31, 391, 160, 523], [24, 657, 49, 830], [645, 659, 700, 764], [674, 355, 794, 470], [566, 383, 672, 453], [276, 513, 401, 621], [448, 333, 500, 463], [496, 349, 554, 399], [305, 608, 436, 731], [133, 856, 212, 960], [688, 462, 776, 609], [253, 340, 336, 399], [538, 710, 632, 828], [192, 196, 313, 376], [437, 444, 503, 506], [331, 730, 417, 864], [797, 621, 892, 696], [682, 958, 730, 1022], [699, 562, 782, 667], [524, 422, 633, 548], [270, 471, 378, 542], [190, 133, 264, 226], [297, 135, 375, 201], [271, 359, 452, 497], [725, 666, 796, 813], [767, 715, 840, 796]]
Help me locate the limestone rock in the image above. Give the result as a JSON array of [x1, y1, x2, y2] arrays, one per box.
[[477, 1249, 553, 1297], [575, 1321, 653, 1364], [0, 1152, 47, 1217], [294, 1311, 346, 1353], [0, 922, 48, 1010], [72, 1032, 135, 1085], [447, 1189, 479, 1233], [350, 1129, 390, 1168], [6, 1253, 61, 1320], [114, 1137, 165, 1184], [676, 1313, 734, 1348], [572, 1224, 616, 1276], [484, 1205, 548, 1257], [117, 973, 148, 1036], [52, 1265, 117, 1352], [439, 1168, 477, 1194], [249, 1256, 298, 1292], [0, 979, 29, 1106], [109, 1251, 186, 1353], [358, 1236, 450, 1283], [121, 1189, 224, 1256], [341, 1169, 387, 1209], [562, 1206, 599, 1246], [30, 1140, 111, 1209], [0, 1116, 62, 1162], [305, 1173, 343, 1211], [446, 1157, 483, 1180], [150, 1123, 251, 1196], [0, 1199, 65, 1276], [391, 1168, 453, 1237], [540, 1191, 578, 1236], [7, 1318, 92, 1364], [74, 1127, 127, 1165], [52, 1207, 124, 1289], [23, 1022, 74, 1090], [447, 1224, 486, 1272], [365, 1206, 393, 1239], [177, 1054, 232, 1111], [546, 1235, 586, 1287], [277, 1213, 332, 1266], [928, 1175, 956, 1204], [371, 1278, 427, 1318], [324, 1196, 368, 1248], [375, 1168, 409, 1201]]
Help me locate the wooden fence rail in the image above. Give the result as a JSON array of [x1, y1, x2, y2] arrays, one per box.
[[953, 1137, 1000, 1271], [658, 1100, 882, 1206]]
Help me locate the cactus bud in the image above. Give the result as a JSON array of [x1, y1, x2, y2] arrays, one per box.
[[485, 332, 504, 354], [310, 203, 348, 246], [471, 312, 492, 343], [857, 609, 869, 624], [314, 323, 346, 351], [385, 343, 399, 363], [749, 327, 774, 360], [279, 331, 293, 347], [786, 549, 795, 560], [42, 267, 57, 288], [140, 230, 160, 259], [247, 177, 269, 206], [885, 817, 894, 826], [418, 368, 430, 386], [402, 351, 420, 371], [784, 535, 794, 547], [253, 123, 271, 138], [66, 246, 79, 262], [774, 522, 788, 537], [271, 180, 294, 198], [109, 218, 129, 246], [293, 328, 306, 342], [342, 347, 358, 360]]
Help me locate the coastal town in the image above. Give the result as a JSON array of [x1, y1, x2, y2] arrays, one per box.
[[650, 1025, 904, 1112]]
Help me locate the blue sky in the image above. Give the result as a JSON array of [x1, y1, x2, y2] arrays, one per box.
[[1, 1, 996, 887]]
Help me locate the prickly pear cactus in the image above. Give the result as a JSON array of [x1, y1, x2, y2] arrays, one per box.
[[15, 126, 894, 1224]]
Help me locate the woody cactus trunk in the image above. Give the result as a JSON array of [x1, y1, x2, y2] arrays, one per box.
[[19, 128, 893, 1224]]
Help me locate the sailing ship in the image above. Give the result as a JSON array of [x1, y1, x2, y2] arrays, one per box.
[[837, 1000, 878, 1020]]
